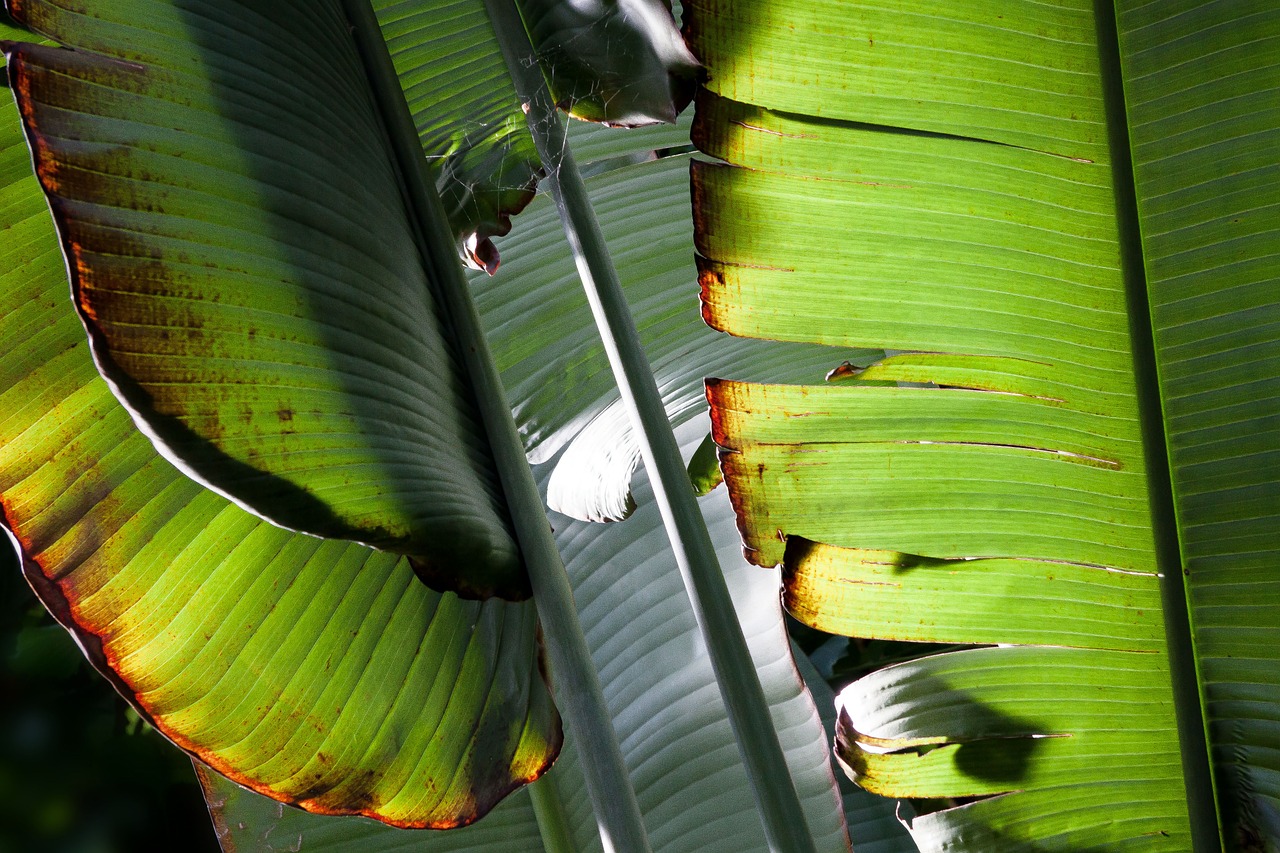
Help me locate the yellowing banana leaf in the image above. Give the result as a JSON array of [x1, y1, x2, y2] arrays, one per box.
[[3, 0, 696, 597], [0, 94, 558, 828], [6, 1, 528, 598], [688, 1, 1279, 850]]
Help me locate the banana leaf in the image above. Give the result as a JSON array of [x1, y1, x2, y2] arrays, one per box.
[[688, 1, 1279, 850], [199, 443, 857, 852], [0, 0, 693, 831], [0, 1, 853, 840]]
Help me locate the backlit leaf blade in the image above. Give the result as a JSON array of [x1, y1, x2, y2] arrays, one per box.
[[688, 0, 1279, 848], [836, 647, 1187, 850], [684, 0, 1107, 161], [707, 376, 1152, 571], [0, 95, 559, 829], [781, 538, 1164, 652], [7, 0, 525, 599]]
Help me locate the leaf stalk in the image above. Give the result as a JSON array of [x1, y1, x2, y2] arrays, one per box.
[[340, 2, 651, 851], [482, 2, 821, 851]]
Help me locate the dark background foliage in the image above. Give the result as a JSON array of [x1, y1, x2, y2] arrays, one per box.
[[1, 542, 220, 852]]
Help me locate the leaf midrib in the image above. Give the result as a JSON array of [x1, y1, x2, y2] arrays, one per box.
[[1095, 4, 1222, 847]]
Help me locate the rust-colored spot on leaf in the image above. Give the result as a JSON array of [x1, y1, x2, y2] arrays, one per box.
[[688, 158, 717, 259], [695, 254, 731, 333], [704, 376, 735, 449]]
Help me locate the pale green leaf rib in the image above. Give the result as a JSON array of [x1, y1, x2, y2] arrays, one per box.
[[1119, 0, 1280, 842], [532, 452, 849, 852]]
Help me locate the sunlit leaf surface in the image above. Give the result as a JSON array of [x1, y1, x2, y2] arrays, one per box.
[[689, 0, 1279, 849]]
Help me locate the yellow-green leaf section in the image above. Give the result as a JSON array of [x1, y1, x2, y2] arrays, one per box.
[[689, 0, 1278, 849], [0, 42, 558, 834]]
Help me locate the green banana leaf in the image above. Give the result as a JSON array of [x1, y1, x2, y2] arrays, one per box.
[[0, 99, 863, 846], [0, 0, 697, 833], [0, 89, 559, 829], [2, 0, 696, 598], [0, 0, 858, 843], [6, 0, 531, 598], [687, 1, 1278, 850]]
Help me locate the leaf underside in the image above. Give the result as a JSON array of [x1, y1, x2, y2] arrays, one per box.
[[8, 0, 527, 599], [1116, 2, 1280, 843], [194, 111, 865, 852], [689, 0, 1279, 849], [0, 16, 560, 832]]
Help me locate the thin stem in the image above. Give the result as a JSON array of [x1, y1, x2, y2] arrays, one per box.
[[530, 777, 578, 853], [339, 4, 651, 852], [482, 3, 819, 852]]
